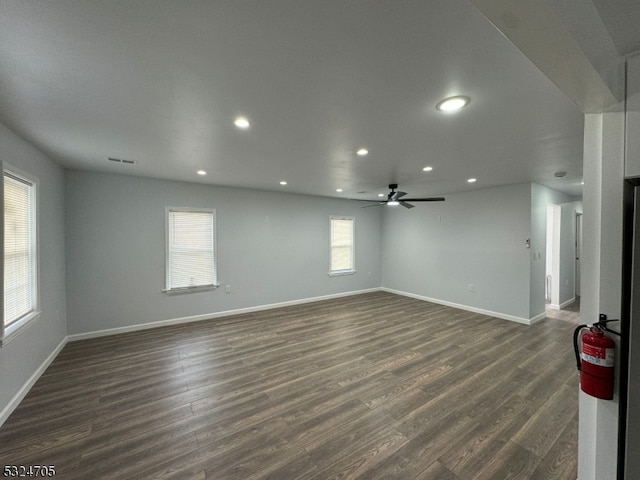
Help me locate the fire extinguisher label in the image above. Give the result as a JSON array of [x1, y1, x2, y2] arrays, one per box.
[[582, 344, 615, 367]]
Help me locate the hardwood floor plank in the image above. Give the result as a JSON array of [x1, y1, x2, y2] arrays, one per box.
[[529, 411, 579, 480], [77, 416, 200, 471], [358, 363, 453, 410], [0, 292, 578, 479], [203, 438, 307, 480], [473, 440, 541, 480], [438, 395, 531, 478], [308, 427, 409, 480], [412, 460, 461, 480], [359, 413, 479, 479], [0, 421, 92, 462], [374, 386, 433, 420], [85, 403, 195, 449], [283, 398, 373, 447], [511, 383, 577, 458], [244, 453, 318, 480], [302, 413, 398, 467]]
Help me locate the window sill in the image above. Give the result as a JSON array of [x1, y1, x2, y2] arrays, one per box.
[[0, 310, 41, 347], [328, 270, 356, 277], [163, 284, 219, 296]]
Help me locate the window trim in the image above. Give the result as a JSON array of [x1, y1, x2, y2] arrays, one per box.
[[328, 215, 356, 276], [1, 163, 40, 346], [164, 206, 218, 295]]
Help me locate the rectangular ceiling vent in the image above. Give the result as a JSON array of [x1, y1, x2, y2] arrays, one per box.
[[107, 157, 137, 166]]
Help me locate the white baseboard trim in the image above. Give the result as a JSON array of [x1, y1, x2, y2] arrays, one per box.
[[0, 336, 68, 427], [381, 287, 540, 325], [547, 297, 576, 311], [0, 286, 543, 427], [68, 288, 382, 342], [529, 311, 547, 324]]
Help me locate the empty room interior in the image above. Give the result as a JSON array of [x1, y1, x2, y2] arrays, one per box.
[[0, 1, 639, 479]]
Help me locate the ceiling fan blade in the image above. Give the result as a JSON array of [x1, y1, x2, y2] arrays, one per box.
[[361, 202, 386, 208], [392, 191, 407, 201], [389, 192, 406, 201], [401, 197, 446, 202], [400, 201, 415, 209]]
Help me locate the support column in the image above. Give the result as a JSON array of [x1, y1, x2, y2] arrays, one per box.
[[579, 112, 624, 479]]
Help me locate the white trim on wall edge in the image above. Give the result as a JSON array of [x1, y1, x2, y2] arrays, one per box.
[[547, 296, 577, 311], [0, 336, 67, 427], [68, 288, 382, 341], [382, 287, 545, 326]]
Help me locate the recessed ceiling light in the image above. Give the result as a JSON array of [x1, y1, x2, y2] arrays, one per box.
[[279, 180, 287, 185], [436, 96, 470, 112], [423, 166, 433, 172], [554, 171, 567, 178], [467, 178, 477, 183], [378, 193, 385, 197], [234, 116, 250, 129], [357, 148, 369, 156], [336, 188, 343, 192], [196, 170, 207, 176]]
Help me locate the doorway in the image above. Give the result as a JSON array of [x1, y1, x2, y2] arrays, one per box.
[[546, 204, 561, 307]]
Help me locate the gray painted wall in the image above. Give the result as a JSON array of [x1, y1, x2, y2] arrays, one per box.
[[0, 159, 582, 420], [65, 171, 382, 335], [0, 123, 67, 415], [380, 183, 533, 320]]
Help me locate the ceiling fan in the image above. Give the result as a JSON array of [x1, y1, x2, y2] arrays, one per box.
[[353, 184, 445, 209]]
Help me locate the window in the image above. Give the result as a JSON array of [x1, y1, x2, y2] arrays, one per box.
[[165, 207, 217, 294], [329, 216, 355, 275], [2, 167, 39, 345]]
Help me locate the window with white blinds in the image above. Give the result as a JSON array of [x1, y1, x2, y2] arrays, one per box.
[[165, 207, 217, 292], [2, 169, 38, 341], [330, 216, 355, 275]]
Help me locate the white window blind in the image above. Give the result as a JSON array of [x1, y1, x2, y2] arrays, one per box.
[[166, 208, 216, 291], [330, 216, 354, 273], [4, 172, 37, 328]]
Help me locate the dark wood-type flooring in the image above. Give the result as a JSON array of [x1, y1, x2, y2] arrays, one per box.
[[545, 296, 581, 324], [0, 291, 579, 479]]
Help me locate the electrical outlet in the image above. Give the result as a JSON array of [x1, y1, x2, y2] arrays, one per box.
[[225, 285, 232, 293], [468, 283, 475, 292]]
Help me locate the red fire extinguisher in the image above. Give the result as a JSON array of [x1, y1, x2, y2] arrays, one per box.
[[573, 315, 619, 400]]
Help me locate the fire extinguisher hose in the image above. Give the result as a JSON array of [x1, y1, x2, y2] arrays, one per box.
[[573, 324, 589, 371]]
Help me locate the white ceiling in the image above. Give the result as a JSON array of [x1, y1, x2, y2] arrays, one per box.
[[0, 0, 600, 199], [593, 0, 640, 57]]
